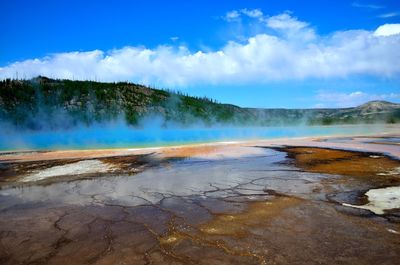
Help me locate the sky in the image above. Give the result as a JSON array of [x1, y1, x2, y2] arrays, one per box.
[[0, 0, 399, 108]]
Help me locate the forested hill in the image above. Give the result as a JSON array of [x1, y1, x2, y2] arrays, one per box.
[[0, 77, 399, 129]]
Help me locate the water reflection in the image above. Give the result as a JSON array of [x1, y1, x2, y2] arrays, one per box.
[[0, 149, 330, 209]]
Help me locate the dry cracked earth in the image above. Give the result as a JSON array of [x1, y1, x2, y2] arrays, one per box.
[[0, 138, 400, 264]]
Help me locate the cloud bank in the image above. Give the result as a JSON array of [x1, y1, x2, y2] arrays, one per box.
[[1, 11, 400, 86]]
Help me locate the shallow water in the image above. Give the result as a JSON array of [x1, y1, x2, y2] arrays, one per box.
[[0, 149, 319, 208], [1, 124, 398, 150]]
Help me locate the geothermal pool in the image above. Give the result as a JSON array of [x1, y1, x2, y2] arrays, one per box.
[[0, 136, 400, 264], [1, 124, 399, 150]]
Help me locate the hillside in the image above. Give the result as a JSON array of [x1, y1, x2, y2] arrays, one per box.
[[0, 77, 399, 129]]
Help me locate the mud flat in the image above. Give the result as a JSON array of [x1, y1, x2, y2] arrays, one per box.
[[1, 135, 400, 264]]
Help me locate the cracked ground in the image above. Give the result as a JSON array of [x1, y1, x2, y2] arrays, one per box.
[[1, 142, 400, 264]]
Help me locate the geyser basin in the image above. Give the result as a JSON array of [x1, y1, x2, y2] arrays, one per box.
[[1, 140, 400, 264]]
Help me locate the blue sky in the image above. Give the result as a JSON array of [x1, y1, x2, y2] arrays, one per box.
[[1, 0, 399, 108]]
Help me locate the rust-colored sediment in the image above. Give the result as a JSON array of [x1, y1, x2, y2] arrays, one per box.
[[158, 197, 301, 264], [0, 149, 150, 163], [198, 197, 300, 237], [283, 147, 400, 184], [160, 145, 224, 158]]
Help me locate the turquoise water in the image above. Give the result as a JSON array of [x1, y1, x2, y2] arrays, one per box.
[[0, 123, 397, 151]]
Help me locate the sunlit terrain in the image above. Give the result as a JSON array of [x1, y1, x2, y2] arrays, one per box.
[[1, 1, 400, 264]]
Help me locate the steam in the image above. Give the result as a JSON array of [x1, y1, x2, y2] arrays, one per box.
[[0, 116, 397, 151]]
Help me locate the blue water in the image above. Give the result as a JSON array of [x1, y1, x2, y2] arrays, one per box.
[[0, 123, 396, 151]]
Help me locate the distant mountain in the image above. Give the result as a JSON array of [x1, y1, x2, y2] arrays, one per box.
[[0, 77, 399, 129], [357, 100, 400, 113], [303, 100, 400, 125]]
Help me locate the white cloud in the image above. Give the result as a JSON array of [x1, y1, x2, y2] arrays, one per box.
[[225, 9, 310, 33], [352, 2, 384, 9], [316, 91, 400, 107], [1, 13, 400, 86], [264, 12, 316, 41], [374, 23, 400, 36], [224, 10, 240, 21], [378, 12, 399, 18], [265, 12, 308, 31], [224, 8, 263, 21], [241, 8, 263, 18]]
